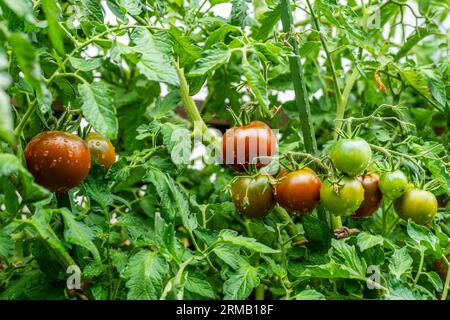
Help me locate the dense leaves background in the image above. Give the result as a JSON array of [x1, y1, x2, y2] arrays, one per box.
[[0, 0, 449, 300]]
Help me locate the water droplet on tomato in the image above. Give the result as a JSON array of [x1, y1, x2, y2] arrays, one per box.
[[43, 150, 49, 157]]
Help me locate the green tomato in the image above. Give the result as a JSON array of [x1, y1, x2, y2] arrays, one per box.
[[231, 174, 275, 218], [394, 188, 438, 225], [379, 170, 409, 199], [320, 177, 365, 216], [330, 138, 372, 176]]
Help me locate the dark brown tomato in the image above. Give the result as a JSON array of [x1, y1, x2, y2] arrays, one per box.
[[353, 173, 383, 219], [86, 132, 116, 171], [24, 131, 91, 193], [275, 168, 321, 215], [222, 121, 277, 172], [231, 175, 275, 218]]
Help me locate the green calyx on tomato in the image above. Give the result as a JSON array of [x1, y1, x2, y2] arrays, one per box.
[[379, 170, 408, 199], [222, 121, 277, 172], [330, 138, 372, 176], [394, 188, 438, 225], [24, 131, 91, 193], [231, 174, 275, 218], [320, 176, 364, 216], [353, 173, 383, 219], [275, 168, 321, 215], [86, 132, 116, 171]]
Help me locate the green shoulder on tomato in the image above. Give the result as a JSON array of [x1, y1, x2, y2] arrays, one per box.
[[394, 188, 438, 225], [330, 138, 371, 176], [320, 176, 365, 216], [379, 170, 409, 199], [231, 174, 275, 219]]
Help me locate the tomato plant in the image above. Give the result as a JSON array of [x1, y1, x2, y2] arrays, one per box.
[[0, 0, 449, 301]]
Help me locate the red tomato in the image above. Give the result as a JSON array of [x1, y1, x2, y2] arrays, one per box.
[[352, 173, 383, 219], [275, 168, 321, 214], [24, 131, 91, 193], [221, 121, 277, 172]]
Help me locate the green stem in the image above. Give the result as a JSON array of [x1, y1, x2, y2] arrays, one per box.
[[52, 72, 88, 84], [23, 220, 76, 268], [441, 256, 450, 300], [413, 250, 425, 285], [174, 61, 216, 146], [14, 102, 38, 137], [330, 215, 342, 230], [255, 284, 265, 300], [335, 68, 359, 135], [273, 205, 307, 245]]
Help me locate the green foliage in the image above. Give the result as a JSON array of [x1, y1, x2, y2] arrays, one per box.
[[0, 0, 448, 301]]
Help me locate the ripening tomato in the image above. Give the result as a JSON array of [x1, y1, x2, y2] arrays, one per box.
[[222, 121, 277, 172], [320, 177, 364, 216], [330, 138, 372, 176], [24, 131, 91, 193], [379, 170, 409, 199], [275, 168, 321, 214], [86, 132, 116, 171], [394, 188, 438, 225], [352, 173, 383, 219], [231, 174, 275, 218]]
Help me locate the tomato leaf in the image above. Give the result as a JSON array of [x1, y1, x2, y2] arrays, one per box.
[[41, 0, 65, 55], [8, 33, 51, 113], [125, 250, 168, 300], [184, 272, 217, 299], [223, 264, 264, 299], [388, 247, 413, 280], [0, 0, 35, 23], [219, 229, 279, 254], [188, 43, 231, 77], [230, 0, 249, 27], [253, 3, 280, 40], [242, 54, 270, 113], [131, 29, 179, 86], [69, 57, 103, 71], [78, 82, 118, 140], [356, 232, 384, 251], [394, 27, 438, 61], [60, 208, 101, 263]]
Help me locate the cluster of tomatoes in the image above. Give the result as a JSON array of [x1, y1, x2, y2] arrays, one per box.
[[224, 122, 438, 226], [24, 131, 116, 193]]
